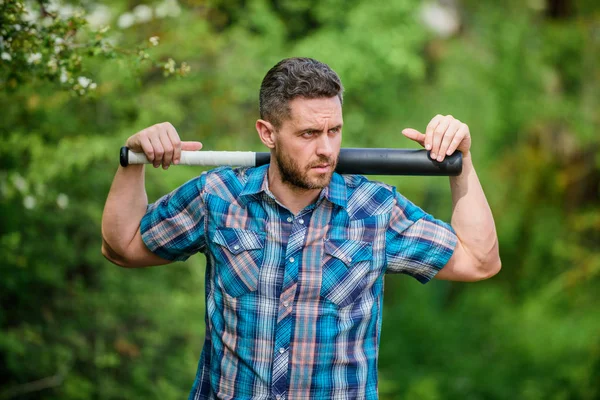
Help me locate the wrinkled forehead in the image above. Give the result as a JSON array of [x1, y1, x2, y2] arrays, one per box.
[[286, 96, 343, 128]]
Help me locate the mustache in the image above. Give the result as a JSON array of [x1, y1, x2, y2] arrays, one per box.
[[308, 156, 337, 168]]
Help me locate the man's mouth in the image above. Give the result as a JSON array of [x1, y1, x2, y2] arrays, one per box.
[[310, 164, 331, 172]]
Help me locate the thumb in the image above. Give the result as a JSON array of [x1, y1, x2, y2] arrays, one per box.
[[181, 141, 203, 151], [401, 128, 426, 147]]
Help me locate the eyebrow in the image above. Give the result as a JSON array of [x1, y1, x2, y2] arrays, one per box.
[[297, 124, 343, 134]]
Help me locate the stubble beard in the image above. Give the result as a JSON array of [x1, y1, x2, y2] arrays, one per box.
[[274, 146, 337, 191]]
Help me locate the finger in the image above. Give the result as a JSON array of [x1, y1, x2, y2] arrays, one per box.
[[425, 114, 443, 151], [125, 136, 138, 152], [437, 119, 462, 161], [431, 115, 452, 160], [445, 124, 468, 156], [165, 124, 181, 165], [181, 141, 203, 151], [149, 134, 164, 168], [159, 131, 174, 169], [125, 133, 145, 153], [139, 134, 155, 162], [401, 128, 426, 147]]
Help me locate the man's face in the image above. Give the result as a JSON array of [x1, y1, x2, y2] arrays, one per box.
[[273, 96, 343, 190]]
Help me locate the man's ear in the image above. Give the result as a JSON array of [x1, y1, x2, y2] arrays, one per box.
[[256, 119, 276, 149]]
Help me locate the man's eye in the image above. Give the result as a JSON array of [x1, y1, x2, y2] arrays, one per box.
[[302, 131, 316, 138], [329, 127, 341, 134]]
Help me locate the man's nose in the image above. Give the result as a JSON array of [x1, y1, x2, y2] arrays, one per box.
[[316, 133, 333, 159]]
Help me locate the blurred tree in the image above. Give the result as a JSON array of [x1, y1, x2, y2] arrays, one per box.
[[0, 0, 598, 399], [0, 0, 190, 94]]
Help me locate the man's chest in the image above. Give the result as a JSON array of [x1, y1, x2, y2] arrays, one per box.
[[203, 194, 390, 308]]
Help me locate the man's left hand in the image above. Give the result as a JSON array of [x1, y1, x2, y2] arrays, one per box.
[[401, 114, 472, 162]]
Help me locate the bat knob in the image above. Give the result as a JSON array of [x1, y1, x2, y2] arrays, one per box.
[[120, 147, 130, 167]]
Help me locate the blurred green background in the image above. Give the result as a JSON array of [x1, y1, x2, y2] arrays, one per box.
[[1, 0, 599, 399]]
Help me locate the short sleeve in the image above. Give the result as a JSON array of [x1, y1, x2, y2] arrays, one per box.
[[385, 189, 457, 283], [140, 174, 207, 262]]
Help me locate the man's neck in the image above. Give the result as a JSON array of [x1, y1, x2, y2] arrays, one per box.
[[267, 164, 322, 215]]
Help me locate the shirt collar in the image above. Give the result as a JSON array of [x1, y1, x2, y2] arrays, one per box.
[[239, 164, 269, 201], [238, 165, 347, 209], [322, 171, 347, 208]]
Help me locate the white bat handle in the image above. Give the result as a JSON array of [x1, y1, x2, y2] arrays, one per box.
[[125, 149, 257, 167]]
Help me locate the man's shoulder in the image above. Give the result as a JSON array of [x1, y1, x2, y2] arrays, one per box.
[[341, 174, 393, 191], [340, 174, 397, 218], [200, 166, 260, 201], [203, 166, 253, 185]]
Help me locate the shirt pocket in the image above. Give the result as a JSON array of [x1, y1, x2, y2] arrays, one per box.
[[212, 227, 266, 298], [320, 238, 373, 308]]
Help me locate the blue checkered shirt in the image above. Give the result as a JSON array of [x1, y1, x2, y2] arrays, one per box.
[[141, 165, 457, 400]]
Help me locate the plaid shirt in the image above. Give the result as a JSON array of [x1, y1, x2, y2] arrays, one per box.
[[141, 165, 457, 400]]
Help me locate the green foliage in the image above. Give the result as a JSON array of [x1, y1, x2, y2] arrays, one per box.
[[1, 0, 598, 399], [0, 0, 189, 95]]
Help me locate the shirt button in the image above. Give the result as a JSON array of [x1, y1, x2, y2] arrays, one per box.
[[283, 301, 289, 307], [289, 257, 295, 263], [347, 257, 352, 262], [298, 219, 304, 224], [286, 217, 292, 222], [276, 395, 282, 400], [233, 245, 240, 250], [279, 347, 285, 354]]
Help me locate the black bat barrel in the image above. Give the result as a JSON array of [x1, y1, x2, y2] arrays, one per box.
[[255, 148, 462, 176]]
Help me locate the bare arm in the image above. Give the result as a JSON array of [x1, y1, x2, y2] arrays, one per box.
[[437, 153, 500, 280], [402, 115, 501, 281], [101, 122, 202, 267], [101, 164, 170, 267]]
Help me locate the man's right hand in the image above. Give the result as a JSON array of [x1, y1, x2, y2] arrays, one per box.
[[125, 122, 203, 169]]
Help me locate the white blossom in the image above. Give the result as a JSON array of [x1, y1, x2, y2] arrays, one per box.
[[87, 5, 112, 28], [420, 2, 460, 38], [27, 53, 42, 64], [89, 82, 97, 90], [48, 1, 74, 18], [42, 16, 54, 27], [13, 174, 27, 193], [56, 193, 69, 209], [23, 5, 40, 22], [60, 69, 68, 83], [180, 61, 190, 75], [164, 58, 176, 73], [133, 5, 153, 23], [23, 195, 36, 209], [149, 36, 159, 46], [53, 37, 64, 54], [1, 52, 11, 61], [155, 0, 181, 18], [77, 76, 92, 88], [73, 8, 85, 18], [47, 58, 58, 72], [117, 12, 135, 29]]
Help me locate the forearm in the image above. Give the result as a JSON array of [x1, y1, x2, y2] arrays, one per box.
[[101, 165, 148, 256], [449, 153, 500, 268]]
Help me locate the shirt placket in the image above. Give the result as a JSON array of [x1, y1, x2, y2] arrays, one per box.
[[271, 211, 310, 400]]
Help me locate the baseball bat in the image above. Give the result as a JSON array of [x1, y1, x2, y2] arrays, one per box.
[[120, 147, 462, 176]]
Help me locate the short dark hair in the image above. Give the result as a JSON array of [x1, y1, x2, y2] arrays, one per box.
[[259, 57, 344, 128]]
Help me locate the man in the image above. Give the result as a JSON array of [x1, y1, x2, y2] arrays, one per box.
[[102, 57, 500, 399]]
